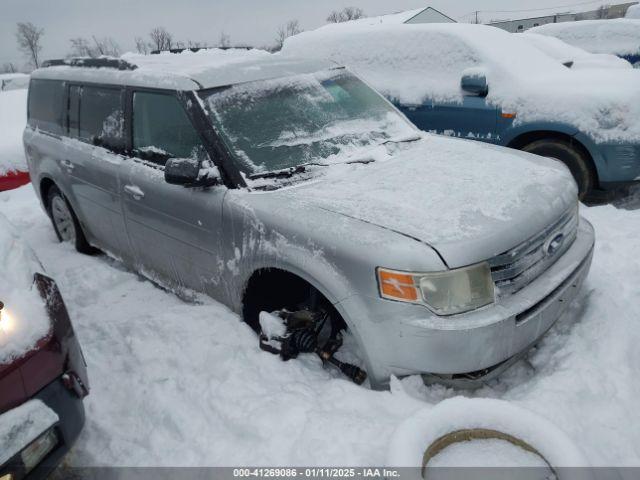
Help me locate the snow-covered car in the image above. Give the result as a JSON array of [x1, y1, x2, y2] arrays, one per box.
[[0, 73, 29, 92], [282, 22, 640, 199], [0, 214, 89, 479], [627, 4, 640, 19], [0, 88, 30, 192], [529, 19, 640, 68], [520, 32, 633, 70], [24, 52, 594, 389]]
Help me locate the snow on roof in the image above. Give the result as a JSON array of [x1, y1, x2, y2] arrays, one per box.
[[344, 6, 455, 26], [32, 49, 335, 90], [529, 19, 640, 56]]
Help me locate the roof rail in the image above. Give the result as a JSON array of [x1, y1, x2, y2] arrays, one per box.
[[41, 57, 138, 71], [150, 46, 252, 55]]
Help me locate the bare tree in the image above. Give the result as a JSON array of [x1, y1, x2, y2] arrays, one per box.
[[135, 36, 148, 54], [149, 27, 173, 51], [1, 62, 17, 73], [274, 19, 301, 50], [327, 7, 365, 23], [69, 36, 120, 58], [16, 22, 44, 69], [219, 31, 231, 48]]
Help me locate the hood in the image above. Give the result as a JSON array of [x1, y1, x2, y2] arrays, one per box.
[[278, 135, 576, 268], [491, 68, 640, 144]]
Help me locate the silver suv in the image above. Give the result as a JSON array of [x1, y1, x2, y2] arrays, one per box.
[[24, 54, 595, 389]]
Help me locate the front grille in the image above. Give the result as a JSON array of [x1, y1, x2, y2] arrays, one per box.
[[489, 206, 578, 296]]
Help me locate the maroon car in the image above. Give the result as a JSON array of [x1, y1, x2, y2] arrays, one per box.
[[0, 216, 88, 480]]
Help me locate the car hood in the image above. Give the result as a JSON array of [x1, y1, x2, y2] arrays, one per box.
[[491, 68, 640, 144], [276, 135, 577, 268]]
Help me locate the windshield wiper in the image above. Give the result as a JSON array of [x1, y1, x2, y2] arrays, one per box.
[[249, 162, 327, 180]]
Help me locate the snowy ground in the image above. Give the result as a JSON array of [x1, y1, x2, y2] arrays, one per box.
[[1, 184, 639, 467]]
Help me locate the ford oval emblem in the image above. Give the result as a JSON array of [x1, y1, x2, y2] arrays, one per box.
[[546, 233, 565, 256]]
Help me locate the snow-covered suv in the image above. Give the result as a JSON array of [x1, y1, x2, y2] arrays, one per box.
[[24, 51, 594, 389]]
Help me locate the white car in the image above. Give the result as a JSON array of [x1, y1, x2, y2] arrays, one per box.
[[520, 32, 633, 70], [529, 19, 640, 68]]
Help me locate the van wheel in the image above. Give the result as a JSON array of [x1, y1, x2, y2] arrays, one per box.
[[47, 186, 96, 254], [521, 139, 595, 200]]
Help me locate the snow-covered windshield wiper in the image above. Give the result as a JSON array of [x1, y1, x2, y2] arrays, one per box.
[[249, 162, 328, 180], [382, 133, 422, 146]]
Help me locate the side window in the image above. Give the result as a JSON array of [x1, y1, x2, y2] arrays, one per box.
[[28, 79, 65, 135], [132, 91, 204, 164], [79, 86, 124, 151]]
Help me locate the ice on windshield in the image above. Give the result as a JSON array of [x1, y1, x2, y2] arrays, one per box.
[[199, 70, 416, 175]]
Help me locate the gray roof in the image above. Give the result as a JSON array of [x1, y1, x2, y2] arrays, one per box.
[[31, 50, 337, 90]]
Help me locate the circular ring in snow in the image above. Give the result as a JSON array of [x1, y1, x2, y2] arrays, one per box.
[[387, 397, 592, 480]]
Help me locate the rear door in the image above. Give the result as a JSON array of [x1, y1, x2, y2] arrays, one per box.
[[120, 89, 227, 294], [63, 84, 133, 261]]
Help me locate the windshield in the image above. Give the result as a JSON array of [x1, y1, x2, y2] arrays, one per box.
[[198, 69, 416, 175]]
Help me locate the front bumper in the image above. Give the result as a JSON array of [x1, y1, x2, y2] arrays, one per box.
[[0, 377, 85, 480], [337, 219, 595, 389]]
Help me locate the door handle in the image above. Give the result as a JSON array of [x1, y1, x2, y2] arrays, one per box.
[[124, 184, 145, 200], [61, 159, 74, 171]]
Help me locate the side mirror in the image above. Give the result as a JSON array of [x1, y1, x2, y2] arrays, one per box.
[[461, 72, 489, 97], [165, 158, 221, 187], [164, 158, 200, 185]]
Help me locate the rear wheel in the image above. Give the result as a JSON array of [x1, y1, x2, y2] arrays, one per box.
[[521, 139, 595, 200], [47, 185, 96, 254]]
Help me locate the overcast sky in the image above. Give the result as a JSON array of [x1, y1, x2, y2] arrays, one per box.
[[0, 0, 615, 68]]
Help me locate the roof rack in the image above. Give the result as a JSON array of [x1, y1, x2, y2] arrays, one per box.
[[41, 57, 138, 71], [150, 46, 252, 55]]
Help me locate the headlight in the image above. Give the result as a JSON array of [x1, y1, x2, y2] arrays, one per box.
[[377, 263, 495, 315], [0, 301, 16, 334]]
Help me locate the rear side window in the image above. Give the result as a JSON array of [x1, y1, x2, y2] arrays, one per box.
[[132, 91, 203, 163], [28, 79, 65, 135], [78, 86, 124, 151]]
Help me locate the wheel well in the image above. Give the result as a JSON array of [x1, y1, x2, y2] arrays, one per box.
[[242, 268, 344, 333], [39, 177, 56, 212], [507, 131, 599, 186]]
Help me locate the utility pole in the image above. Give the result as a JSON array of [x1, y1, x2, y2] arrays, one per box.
[[475, 11, 479, 24]]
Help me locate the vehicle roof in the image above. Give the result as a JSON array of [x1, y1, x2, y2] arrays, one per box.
[[30, 49, 337, 91]]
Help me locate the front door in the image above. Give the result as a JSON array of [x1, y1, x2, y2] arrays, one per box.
[[399, 96, 498, 143], [121, 90, 227, 294]]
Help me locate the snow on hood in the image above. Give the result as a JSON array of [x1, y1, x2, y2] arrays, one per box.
[[276, 134, 576, 268], [529, 19, 640, 56], [0, 213, 50, 365], [282, 23, 640, 143]]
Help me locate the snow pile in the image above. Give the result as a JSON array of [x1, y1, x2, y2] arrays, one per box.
[[281, 23, 640, 143], [529, 19, 640, 56], [0, 89, 28, 175], [520, 32, 633, 70], [627, 4, 640, 18], [0, 399, 58, 464], [0, 213, 50, 364], [387, 397, 589, 469]]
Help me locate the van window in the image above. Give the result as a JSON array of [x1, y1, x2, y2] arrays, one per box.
[[28, 79, 65, 135], [132, 92, 203, 163], [79, 86, 124, 151], [68, 85, 81, 138]]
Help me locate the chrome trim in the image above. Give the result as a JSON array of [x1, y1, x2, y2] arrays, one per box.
[[489, 206, 578, 295]]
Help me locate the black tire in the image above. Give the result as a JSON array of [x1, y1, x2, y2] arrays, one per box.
[[47, 185, 97, 254], [521, 139, 595, 200]]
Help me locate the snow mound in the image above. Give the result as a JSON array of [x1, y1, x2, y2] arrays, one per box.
[[0, 89, 28, 175], [0, 213, 49, 364], [282, 22, 640, 143], [627, 4, 640, 18], [387, 397, 590, 470], [529, 19, 640, 56], [0, 399, 58, 464]]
